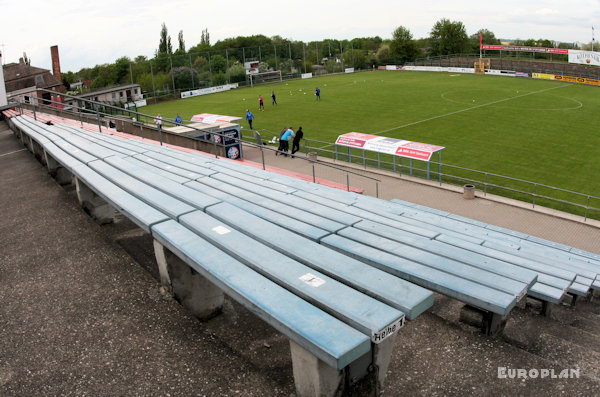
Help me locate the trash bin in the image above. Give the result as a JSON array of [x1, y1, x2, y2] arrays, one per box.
[[308, 152, 317, 161], [463, 184, 475, 200]]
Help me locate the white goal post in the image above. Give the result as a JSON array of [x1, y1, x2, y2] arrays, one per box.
[[248, 71, 282, 87]]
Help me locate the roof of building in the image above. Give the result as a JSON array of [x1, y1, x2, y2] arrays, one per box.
[[2, 61, 62, 93], [76, 84, 141, 98]]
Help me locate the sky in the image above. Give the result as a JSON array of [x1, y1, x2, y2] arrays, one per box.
[[1, 0, 598, 73]]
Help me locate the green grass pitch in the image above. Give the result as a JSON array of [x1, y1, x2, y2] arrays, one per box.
[[143, 71, 600, 202]]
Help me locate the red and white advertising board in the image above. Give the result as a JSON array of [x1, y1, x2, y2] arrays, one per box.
[[191, 113, 242, 124], [335, 132, 444, 161]]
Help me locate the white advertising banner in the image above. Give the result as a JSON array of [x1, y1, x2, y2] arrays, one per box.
[[336, 132, 444, 161], [345, 68, 355, 73], [301, 73, 313, 79], [568, 50, 600, 66], [181, 83, 238, 99], [124, 99, 147, 109], [447, 67, 475, 74]]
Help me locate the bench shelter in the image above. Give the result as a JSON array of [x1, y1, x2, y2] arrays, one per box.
[[335, 132, 445, 181]]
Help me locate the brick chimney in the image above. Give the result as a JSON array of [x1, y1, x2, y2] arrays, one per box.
[[50, 45, 61, 82]]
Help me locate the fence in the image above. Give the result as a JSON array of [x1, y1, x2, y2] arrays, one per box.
[[408, 53, 600, 80], [287, 135, 600, 222], [16, 76, 600, 223], [9, 89, 381, 197]]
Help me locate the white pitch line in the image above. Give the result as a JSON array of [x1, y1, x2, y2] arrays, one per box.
[[372, 84, 570, 135]]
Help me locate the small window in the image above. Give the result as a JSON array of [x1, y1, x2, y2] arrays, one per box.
[[112, 92, 116, 99], [119, 91, 124, 98]]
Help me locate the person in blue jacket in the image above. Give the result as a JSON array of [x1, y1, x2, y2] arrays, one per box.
[[174, 113, 182, 124], [315, 87, 321, 101], [279, 127, 293, 156], [245, 109, 255, 130]]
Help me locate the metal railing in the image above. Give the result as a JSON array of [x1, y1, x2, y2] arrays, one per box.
[[8, 88, 381, 196], [295, 136, 600, 222], [10, 89, 598, 222]]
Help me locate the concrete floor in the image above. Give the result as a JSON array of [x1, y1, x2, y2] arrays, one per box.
[[1, 119, 599, 396]]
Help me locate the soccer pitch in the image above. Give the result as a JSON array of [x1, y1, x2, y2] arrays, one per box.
[[143, 71, 600, 201]]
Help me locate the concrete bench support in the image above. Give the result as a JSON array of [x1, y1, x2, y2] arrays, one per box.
[[74, 177, 116, 224], [460, 305, 507, 337], [290, 332, 397, 396], [153, 240, 224, 319], [568, 293, 579, 307], [290, 340, 344, 396], [45, 152, 72, 185], [31, 140, 46, 164], [525, 296, 553, 317]]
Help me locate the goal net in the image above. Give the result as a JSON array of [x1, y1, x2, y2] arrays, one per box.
[[248, 71, 282, 87]]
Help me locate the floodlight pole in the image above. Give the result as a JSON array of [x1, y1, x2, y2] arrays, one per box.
[[303, 42, 307, 73]]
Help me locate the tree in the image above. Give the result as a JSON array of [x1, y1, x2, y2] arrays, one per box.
[[158, 22, 172, 54], [390, 26, 419, 63], [169, 66, 198, 90], [469, 29, 500, 52], [201, 28, 210, 45], [376, 43, 392, 63], [210, 54, 227, 74], [114, 56, 131, 84], [429, 19, 470, 56], [178, 30, 185, 53]]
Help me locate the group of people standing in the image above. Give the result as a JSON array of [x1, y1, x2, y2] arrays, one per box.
[[245, 87, 319, 157], [276, 126, 304, 157]]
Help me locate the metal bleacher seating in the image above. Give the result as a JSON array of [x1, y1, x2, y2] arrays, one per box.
[[6, 110, 600, 395]]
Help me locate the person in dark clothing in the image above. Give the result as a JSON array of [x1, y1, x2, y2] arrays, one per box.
[[275, 127, 287, 155], [271, 91, 277, 105], [291, 126, 304, 155]]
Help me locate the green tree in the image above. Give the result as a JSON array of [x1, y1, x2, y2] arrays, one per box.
[[376, 43, 392, 63], [429, 19, 470, 56], [201, 28, 210, 45], [114, 56, 131, 84], [158, 22, 172, 54], [193, 56, 209, 71], [390, 26, 419, 63], [469, 29, 500, 52], [169, 66, 198, 90], [227, 62, 246, 83], [210, 54, 227, 74], [178, 30, 185, 52]]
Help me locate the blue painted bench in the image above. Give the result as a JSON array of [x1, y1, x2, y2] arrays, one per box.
[[11, 116, 430, 395], [205, 201, 434, 320], [38, 117, 568, 328], [151, 220, 373, 394]]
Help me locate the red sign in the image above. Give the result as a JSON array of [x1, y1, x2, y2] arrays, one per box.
[[335, 132, 376, 148], [336, 132, 444, 161], [481, 45, 568, 54]]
